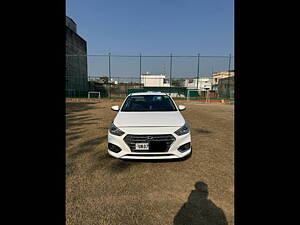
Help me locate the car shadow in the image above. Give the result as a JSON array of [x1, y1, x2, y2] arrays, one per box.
[[88, 152, 138, 174], [120, 151, 192, 163], [110, 160, 135, 173], [173, 181, 228, 225]]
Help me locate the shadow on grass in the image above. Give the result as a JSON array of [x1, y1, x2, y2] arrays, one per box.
[[88, 151, 136, 174], [67, 116, 91, 121], [89, 152, 141, 174], [66, 102, 101, 128], [66, 130, 84, 136], [66, 161, 76, 176], [173, 181, 228, 225], [66, 122, 95, 129], [66, 113, 103, 128], [66, 113, 90, 119], [66, 102, 97, 113], [88, 147, 191, 174], [67, 127, 84, 131], [67, 135, 81, 141], [110, 160, 134, 173], [80, 136, 107, 148], [108, 152, 192, 173], [120, 151, 192, 163], [98, 126, 110, 130], [192, 128, 211, 134], [69, 136, 107, 159], [67, 117, 102, 122], [87, 152, 113, 173]]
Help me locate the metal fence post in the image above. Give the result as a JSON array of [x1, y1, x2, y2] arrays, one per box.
[[197, 53, 200, 90], [227, 54, 232, 99], [65, 54, 234, 100], [108, 52, 111, 99], [170, 53, 173, 87], [139, 53, 142, 88]]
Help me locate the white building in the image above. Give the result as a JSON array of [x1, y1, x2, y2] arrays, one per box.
[[184, 77, 212, 91], [140, 73, 170, 87]]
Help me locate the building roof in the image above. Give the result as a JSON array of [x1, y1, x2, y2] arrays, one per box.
[[141, 73, 165, 76]]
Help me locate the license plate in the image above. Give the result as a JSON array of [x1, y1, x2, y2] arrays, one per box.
[[135, 143, 149, 150]]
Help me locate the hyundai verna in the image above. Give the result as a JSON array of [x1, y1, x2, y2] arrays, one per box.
[[107, 92, 192, 160]]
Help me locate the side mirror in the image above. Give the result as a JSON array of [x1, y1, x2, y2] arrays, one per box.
[[111, 105, 120, 111], [178, 105, 186, 111]]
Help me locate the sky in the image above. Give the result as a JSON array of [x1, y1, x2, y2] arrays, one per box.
[[66, 0, 234, 77]]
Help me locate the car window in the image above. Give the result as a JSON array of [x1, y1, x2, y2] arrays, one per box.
[[121, 95, 177, 112]]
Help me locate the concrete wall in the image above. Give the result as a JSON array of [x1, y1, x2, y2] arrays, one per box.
[[65, 17, 88, 94], [218, 76, 234, 98], [66, 16, 77, 33]]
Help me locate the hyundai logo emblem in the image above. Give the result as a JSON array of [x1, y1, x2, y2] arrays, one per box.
[[147, 136, 153, 140]]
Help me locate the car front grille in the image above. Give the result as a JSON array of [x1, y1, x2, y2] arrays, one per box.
[[123, 134, 176, 152]]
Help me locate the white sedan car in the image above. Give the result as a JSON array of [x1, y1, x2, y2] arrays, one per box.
[[107, 92, 192, 160]]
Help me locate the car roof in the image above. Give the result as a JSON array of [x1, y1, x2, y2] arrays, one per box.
[[130, 92, 167, 96]]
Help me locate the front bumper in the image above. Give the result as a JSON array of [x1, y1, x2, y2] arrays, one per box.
[[107, 131, 191, 159]]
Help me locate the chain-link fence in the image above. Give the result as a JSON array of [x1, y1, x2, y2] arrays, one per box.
[[66, 54, 234, 100]]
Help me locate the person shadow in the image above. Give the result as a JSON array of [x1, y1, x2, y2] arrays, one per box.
[[173, 181, 228, 225]]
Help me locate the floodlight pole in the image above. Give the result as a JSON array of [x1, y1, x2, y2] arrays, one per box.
[[227, 53, 232, 99], [197, 53, 200, 90], [139, 53, 142, 88], [170, 53, 173, 87], [108, 52, 111, 99]]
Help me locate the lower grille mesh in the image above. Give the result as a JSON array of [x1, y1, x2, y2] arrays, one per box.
[[123, 134, 175, 152]]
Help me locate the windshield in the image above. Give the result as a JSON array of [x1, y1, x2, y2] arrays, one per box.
[[121, 95, 177, 112]]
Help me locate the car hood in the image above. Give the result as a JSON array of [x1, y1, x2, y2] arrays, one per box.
[[114, 111, 185, 127]]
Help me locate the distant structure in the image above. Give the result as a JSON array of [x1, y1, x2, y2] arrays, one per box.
[[211, 70, 234, 91], [183, 77, 212, 91], [211, 70, 235, 98], [218, 77, 234, 99], [140, 72, 170, 87], [65, 16, 88, 97]]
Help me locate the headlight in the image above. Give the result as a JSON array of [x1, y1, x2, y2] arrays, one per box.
[[174, 120, 190, 136], [109, 123, 125, 136]]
